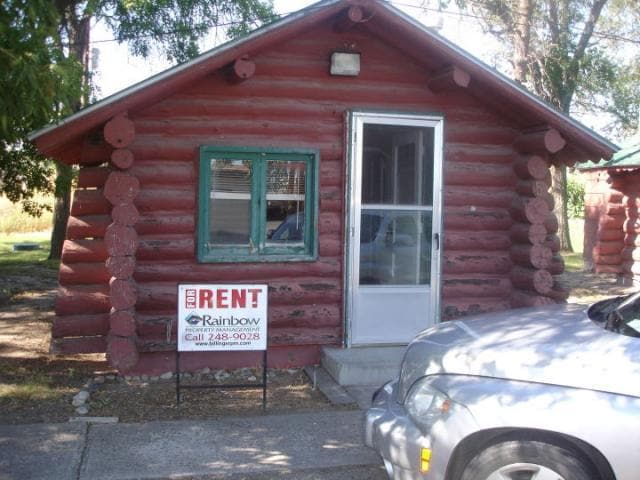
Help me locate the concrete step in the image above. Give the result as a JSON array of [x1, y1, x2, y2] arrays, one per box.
[[321, 346, 406, 386]]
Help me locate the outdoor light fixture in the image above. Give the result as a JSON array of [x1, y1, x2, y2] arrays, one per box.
[[330, 52, 360, 76]]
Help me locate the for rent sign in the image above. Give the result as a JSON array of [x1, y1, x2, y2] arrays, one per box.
[[177, 284, 268, 352]]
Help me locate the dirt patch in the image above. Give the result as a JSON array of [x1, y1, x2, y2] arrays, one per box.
[[0, 259, 636, 425]]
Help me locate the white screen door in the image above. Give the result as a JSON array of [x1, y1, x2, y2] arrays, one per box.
[[348, 113, 443, 345]]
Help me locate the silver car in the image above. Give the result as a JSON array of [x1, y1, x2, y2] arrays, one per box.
[[365, 293, 640, 480]]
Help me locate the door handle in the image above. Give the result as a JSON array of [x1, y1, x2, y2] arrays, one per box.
[[433, 233, 440, 251]]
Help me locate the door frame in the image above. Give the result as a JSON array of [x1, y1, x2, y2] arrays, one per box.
[[344, 111, 444, 347]]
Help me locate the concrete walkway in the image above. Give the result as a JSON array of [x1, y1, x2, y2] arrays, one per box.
[[0, 410, 385, 480]]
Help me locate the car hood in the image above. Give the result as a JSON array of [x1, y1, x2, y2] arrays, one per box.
[[398, 303, 640, 401]]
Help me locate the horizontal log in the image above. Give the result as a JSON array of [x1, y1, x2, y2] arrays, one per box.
[[428, 65, 471, 92], [515, 179, 550, 197], [268, 304, 341, 328], [444, 231, 511, 251], [445, 124, 516, 146], [444, 162, 515, 187], [52, 314, 110, 338], [134, 187, 195, 212], [112, 203, 140, 226], [104, 114, 135, 148], [133, 259, 341, 283], [105, 224, 139, 256], [443, 186, 514, 208], [228, 56, 255, 83], [110, 278, 137, 310], [593, 253, 623, 265], [598, 215, 625, 230], [70, 189, 110, 216], [137, 235, 194, 261], [267, 326, 341, 346], [443, 252, 512, 275], [513, 155, 550, 181], [510, 291, 556, 308], [136, 280, 342, 311], [510, 196, 550, 224], [110, 309, 136, 337], [543, 234, 561, 253], [106, 255, 136, 279], [598, 228, 624, 241], [55, 285, 110, 316], [547, 278, 570, 301], [606, 204, 626, 216], [445, 144, 514, 165], [137, 212, 195, 235], [548, 254, 565, 275], [130, 162, 195, 185], [513, 127, 566, 154], [107, 336, 139, 371], [104, 171, 140, 206], [66, 214, 110, 239], [622, 246, 640, 261], [51, 336, 107, 355], [594, 240, 625, 256], [444, 207, 513, 231], [333, 5, 365, 32], [110, 148, 134, 169], [510, 244, 552, 269], [318, 238, 343, 257], [544, 215, 559, 234], [441, 298, 512, 320], [61, 239, 108, 263], [79, 142, 111, 166], [59, 262, 110, 285], [510, 223, 547, 245], [510, 267, 553, 295], [442, 276, 512, 298], [77, 166, 109, 188], [594, 264, 624, 274]]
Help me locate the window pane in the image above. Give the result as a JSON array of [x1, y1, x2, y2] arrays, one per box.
[[359, 209, 432, 285], [362, 124, 434, 207], [266, 160, 306, 245], [209, 159, 251, 246]]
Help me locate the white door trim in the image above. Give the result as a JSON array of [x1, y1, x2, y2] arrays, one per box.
[[344, 111, 444, 347]]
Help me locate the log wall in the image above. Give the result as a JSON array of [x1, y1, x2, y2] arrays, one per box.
[[57, 18, 569, 374], [583, 169, 628, 277]]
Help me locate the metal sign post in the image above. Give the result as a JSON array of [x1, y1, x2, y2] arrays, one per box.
[[175, 284, 268, 410]]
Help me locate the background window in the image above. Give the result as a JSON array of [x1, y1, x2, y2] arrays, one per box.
[[198, 147, 318, 262]]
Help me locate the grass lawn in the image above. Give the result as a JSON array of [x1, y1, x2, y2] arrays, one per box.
[[0, 232, 57, 272]]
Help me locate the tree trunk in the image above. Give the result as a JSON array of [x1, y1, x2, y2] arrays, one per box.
[[551, 164, 573, 252], [49, 163, 73, 260], [513, 0, 533, 83], [49, 10, 91, 258]]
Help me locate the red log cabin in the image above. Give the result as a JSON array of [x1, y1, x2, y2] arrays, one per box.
[[30, 0, 616, 375], [581, 135, 640, 285]]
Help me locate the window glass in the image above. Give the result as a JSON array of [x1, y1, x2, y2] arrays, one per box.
[[198, 147, 317, 262], [266, 161, 306, 246], [209, 159, 251, 246]]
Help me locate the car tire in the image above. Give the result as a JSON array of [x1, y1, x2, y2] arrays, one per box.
[[460, 439, 596, 480]]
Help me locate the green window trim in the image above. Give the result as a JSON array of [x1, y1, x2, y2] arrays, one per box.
[[198, 146, 319, 263]]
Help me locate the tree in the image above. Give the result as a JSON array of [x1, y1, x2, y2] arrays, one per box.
[[2, 0, 276, 259], [0, 0, 83, 216], [433, 0, 640, 250]]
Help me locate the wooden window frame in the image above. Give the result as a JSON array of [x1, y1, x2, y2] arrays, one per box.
[[198, 146, 319, 263]]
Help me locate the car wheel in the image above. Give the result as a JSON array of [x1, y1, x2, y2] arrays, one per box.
[[460, 440, 596, 480]]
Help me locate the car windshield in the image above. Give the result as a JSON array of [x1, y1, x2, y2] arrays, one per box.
[[588, 291, 640, 338]]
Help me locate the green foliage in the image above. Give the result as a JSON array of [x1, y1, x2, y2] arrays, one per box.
[[567, 175, 586, 218], [0, 0, 84, 213], [106, 0, 277, 63]]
